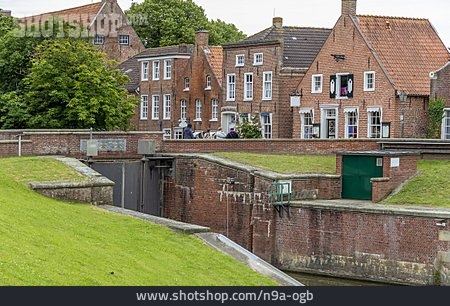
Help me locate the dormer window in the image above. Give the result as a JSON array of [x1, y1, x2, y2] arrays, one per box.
[[254, 53, 263, 66], [236, 55, 245, 67]]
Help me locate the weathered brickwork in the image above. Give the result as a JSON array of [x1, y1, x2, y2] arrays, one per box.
[[431, 62, 450, 104]]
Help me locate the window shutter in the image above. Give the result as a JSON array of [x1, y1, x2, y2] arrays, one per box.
[[347, 74, 354, 98], [330, 75, 336, 99]]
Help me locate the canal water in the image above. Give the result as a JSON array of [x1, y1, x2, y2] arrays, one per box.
[[287, 272, 391, 286]]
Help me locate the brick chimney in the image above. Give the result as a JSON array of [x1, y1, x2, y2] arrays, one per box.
[[341, 0, 357, 16], [195, 30, 209, 49], [273, 17, 283, 28], [0, 10, 12, 17]]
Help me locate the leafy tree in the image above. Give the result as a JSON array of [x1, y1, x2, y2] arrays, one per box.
[[0, 91, 29, 129], [0, 11, 17, 38], [20, 39, 137, 130], [427, 97, 445, 139], [207, 19, 246, 46], [126, 0, 246, 47], [237, 115, 262, 139]]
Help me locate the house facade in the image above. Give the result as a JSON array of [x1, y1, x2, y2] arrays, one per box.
[[430, 62, 450, 140], [221, 18, 331, 138], [20, 0, 144, 63], [292, 0, 449, 140]]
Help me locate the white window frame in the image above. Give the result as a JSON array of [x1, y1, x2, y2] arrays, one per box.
[[151, 95, 160, 120], [164, 59, 172, 80], [180, 99, 187, 121], [206, 75, 212, 90], [261, 113, 272, 139], [364, 71, 375, 92], [263, 71, 273, 100], [163, 94, 171, 120], [311, 74, 323, 94], [336, 73, 350, 99], [344, 108, 359, 139], [140, 95, 148, 120], [442, 108, 450, 140], [184, 78, 190, 91], [195, 99, 202, 121], [141, 62, 149, 81], [227, 74, 236, 101], [254, 53, 263, 66], [211, 99, 219, 121], [367, 107, 382, 138], [300, 109, 314, 139], [152, 61, 160, 81], [244, 73, 253, 101], [118, 35, 130, 46], [236, 54, 245, 67]]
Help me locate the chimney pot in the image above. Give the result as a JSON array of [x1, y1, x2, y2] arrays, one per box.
[[273, 17, 283, 28], [341, 0, 357, 16]]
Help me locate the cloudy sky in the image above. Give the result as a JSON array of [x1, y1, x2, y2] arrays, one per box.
[[2, 0, 449, 46]]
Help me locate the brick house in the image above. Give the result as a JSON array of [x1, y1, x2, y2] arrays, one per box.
[[430, 62, 450, 139], [19, 0, 144, 63], [292, 0, 449, 140], [221, 18, 331, 138], [0, 10, 12, 17]]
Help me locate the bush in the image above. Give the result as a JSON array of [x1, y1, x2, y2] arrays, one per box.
[[428, 98, 445, 139], [237, 114, 262, 139]]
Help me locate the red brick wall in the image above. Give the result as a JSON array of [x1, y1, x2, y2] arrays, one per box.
[[431, 63, 450, 105], [293, 15, 427, 139]]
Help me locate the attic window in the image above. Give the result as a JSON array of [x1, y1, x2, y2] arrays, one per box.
[[332, 54, 345, 62]]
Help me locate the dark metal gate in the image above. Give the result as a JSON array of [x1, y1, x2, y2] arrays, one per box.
[[91, 160, 162, 216]]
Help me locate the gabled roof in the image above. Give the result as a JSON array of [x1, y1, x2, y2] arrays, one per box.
[[118, 55, 140, 92], [224, 26, 332, 69], [204, 46, 223, 85], [136, 45, 193, 59], [354, 15, 449, 96], [20, 2, 104, 27]]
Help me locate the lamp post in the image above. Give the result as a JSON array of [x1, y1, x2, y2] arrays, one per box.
[[399, 91, 407, 138]]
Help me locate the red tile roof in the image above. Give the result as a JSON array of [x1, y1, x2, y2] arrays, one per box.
[[355, 15, 449, 96], [205, 46, 223, 85], [20, 2, 104, 27]]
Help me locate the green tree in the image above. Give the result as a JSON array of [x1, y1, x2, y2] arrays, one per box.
[[0, 11, 17, 38], [237, 115, 262, 139], [21, 39, 137, 130], [126, 0, 246, 47], [427, 97, 446, 139], [207, 19, 246, 46]]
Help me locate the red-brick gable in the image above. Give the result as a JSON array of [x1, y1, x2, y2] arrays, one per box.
[[354, 15, 449, 96]]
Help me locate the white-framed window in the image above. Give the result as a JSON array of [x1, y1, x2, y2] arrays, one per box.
[[94, 34, 105, 45], [212, 99, 219, 120], [152, 61, 160, 80], [180, 99, 187, 121], [263, 72, 272, 100], [320, 106, 339, 139], [174, 128, 183, 140], [344, 108, 358, 139], [118, 35, 130, 46], [141, 62, 149, 81], [364, 71, 375, 92], [151, 95, 160, 120], [184, 78, 190, 91], [368, 108, 382, 138], [227, 74, 236, 101], [236, 54, 245, 67], [311, 74, 323, 93], [140, 95, 148, 120], [195, 99, 202, 120], [163, 94, 171, 120], [300, 109, 314, 139], [244, 73, 253, 101], [442, 109, 450, 140], [332, 73, 354, 99], [261, 113, 272, 139], [254, 53, 263, 66], [206, 75, 212, 90], [164, 60, 172, 80]]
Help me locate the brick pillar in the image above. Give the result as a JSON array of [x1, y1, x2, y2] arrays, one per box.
[[341, 0, 357, 16]]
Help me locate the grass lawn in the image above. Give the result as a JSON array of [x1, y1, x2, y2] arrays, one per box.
[[0, 157, 277, 286], [213, 152, 336, 174], [383, 160, 450, 208]]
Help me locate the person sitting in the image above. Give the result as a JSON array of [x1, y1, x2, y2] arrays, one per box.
[[183, 124, 194, 139], [225, 128, 239, 139]]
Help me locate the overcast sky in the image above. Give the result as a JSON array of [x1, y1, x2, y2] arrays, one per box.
[[1, 0, 449, 47]]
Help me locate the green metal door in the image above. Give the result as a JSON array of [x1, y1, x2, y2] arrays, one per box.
[[342, 155, 383, 200]]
